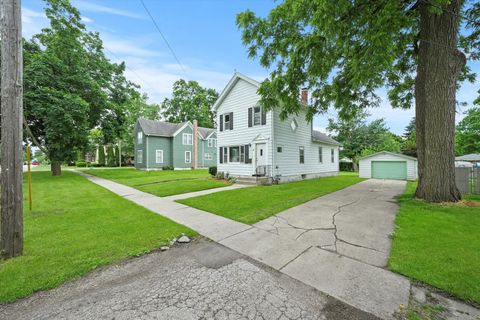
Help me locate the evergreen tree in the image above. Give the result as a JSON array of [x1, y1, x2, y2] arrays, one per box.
[[106, 145, 116, 167], [98, 147, 105, 166]]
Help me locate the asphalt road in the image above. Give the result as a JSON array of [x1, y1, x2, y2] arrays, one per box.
[[0, 239, 378, 320]]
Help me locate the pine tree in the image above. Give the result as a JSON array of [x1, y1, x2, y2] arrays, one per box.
[[98, 146, 105, 166], [106, 145, 116, 167]]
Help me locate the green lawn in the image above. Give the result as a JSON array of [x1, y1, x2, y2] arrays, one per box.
[[0, 171, 195, 303], [389, 182, 480, 304], [177, 175, 365, 224], [83, 168, 230, 196]]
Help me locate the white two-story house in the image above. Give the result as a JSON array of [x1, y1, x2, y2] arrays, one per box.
[[214, 72, 340, 183]]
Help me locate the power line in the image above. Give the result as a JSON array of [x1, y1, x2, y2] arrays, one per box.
[[104, 47, 157, 93], [139, 0, 186, 73]]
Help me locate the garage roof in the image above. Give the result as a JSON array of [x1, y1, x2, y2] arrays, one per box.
[[359, 151, 417, 161]]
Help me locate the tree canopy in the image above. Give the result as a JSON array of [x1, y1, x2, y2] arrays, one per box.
[[22, 0, 156, 174], [237, 0, 480, 202], [160, 79, 218, 128], [456, 107, 480, 155]]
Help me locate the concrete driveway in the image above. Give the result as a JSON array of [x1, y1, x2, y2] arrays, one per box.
[[0, 240, 376, 320], [255, 179, 406, 268]]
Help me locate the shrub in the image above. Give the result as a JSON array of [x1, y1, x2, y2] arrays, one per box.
[[162, 166, 174, 170], [216, 171, 225, 179], [340, 162, 354, 172], [208, 166, 217, 176], [98, 147, 105, 166], [76, 161, 87, 167], [91, 163, 103, 167], [106, 145, 116, 167]]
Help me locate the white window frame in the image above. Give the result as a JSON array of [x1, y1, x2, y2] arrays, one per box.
[[137, 149, 143, 163], [319, 147, 323, 163], [299, 146, 305, 164], [208, 138, 216, 148], [331, 148, 335, 163], [222, 147, 228, 163], [253, 106, 262, 126], [229, 146, 240, 163], [155, 149, 163, 163], [183, 133, 193, 145], [137, 131, 143, 144], [224, 114, 231, 130], [185, 151, 191, 164], [205, 153, 212, 160], [214, 139, 217, 147]]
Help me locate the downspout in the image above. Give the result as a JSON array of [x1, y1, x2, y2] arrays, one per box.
[[271, 109, 275, 180]]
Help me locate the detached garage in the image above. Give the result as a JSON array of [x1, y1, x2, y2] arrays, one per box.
[[359, 151, 417, 180]]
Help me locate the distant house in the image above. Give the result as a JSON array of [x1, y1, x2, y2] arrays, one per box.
[[134, 118, 217, 170], [213, 72, 340, 183]]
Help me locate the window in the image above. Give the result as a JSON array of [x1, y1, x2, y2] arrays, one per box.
[[277, 146, 283, 153], [183, 133, 193, 145], [156, 150, 163, 163], [224, 114, 231, 130], [240, 146, 245, 163], [253, 106, 261, 125], [137, 131, 143, 144], [319, 147, 323, 163], [136, 149, 143, 163], [205, 153, 212, 160], [331, 148, 335, 163], [185, 151, 191, 163], [299, 146, 305, 164], [229, 146, 240, 162], [222, 147, 228, 163], [208, 138, 217, 148]]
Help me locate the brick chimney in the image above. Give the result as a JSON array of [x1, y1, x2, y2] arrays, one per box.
[[193, 120, 198, 169], [301, 88, 308, 104]]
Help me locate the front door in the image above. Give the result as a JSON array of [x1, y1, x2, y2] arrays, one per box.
[[255, 143, 266, 166]]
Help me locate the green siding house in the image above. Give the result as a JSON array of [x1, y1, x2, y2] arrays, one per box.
[[134, 118, 217, 170]]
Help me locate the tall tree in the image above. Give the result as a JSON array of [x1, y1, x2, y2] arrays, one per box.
[[401, 118, 417, 157], [1, 0, 23, 258], [327, 112, 394, 170], [161, 79, 218, 128], [456, 107, 480, 155], [237, 0, 480, 202], [23, 0, 138, 175]]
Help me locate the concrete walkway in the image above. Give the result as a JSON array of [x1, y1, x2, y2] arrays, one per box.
[[76, 171, 410, 319]]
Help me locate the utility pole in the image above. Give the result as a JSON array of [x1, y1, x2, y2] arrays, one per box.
[[1, 0, 23, 259]]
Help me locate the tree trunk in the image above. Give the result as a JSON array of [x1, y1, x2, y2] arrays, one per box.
[[414, 0, 464, 202], [51, 162, 62, 176], [0, 0, 24, 259]]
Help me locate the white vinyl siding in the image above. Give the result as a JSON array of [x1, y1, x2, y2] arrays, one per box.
[[185, 151, 191, 163], [136, 149, 143, 163], [183, 133, 193, 145], [155, 149, 163, 163], [359, 152, 418, 180], [217, 78, 273, 176]]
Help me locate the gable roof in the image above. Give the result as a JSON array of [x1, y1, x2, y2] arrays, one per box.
[[359, 151, 417, 161], [137, 118, 215, 139], [312, 130, 341, 146], [198, 127, 215, 139], [213, 72, 261, 111], [455, 153, 480, 161]]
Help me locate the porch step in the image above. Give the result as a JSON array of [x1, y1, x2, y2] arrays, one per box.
[[236, 176, 270, 185]]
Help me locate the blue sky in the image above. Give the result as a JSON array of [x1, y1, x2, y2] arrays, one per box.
[[22, 0, 479, 135]]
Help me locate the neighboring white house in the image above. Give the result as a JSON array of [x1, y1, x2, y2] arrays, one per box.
[[213, 72, 340, 183], [358, 151, 418, 180]]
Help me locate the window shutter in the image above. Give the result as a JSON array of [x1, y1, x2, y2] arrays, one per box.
[[219, 114, 223, 132], [229, 112, 233, 130], [219, 147, 223, 164], [261, 108, 266, 125], [245, 145, 250, 164], [248, 108, 252, 127]]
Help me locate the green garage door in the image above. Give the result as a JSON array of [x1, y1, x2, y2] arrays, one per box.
[[371, 161, 407, 180]]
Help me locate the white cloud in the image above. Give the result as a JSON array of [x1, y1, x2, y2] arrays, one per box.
[[81, 16, 93, 24], [73, 1, 145, 20], [22, 7, 47, 38]]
